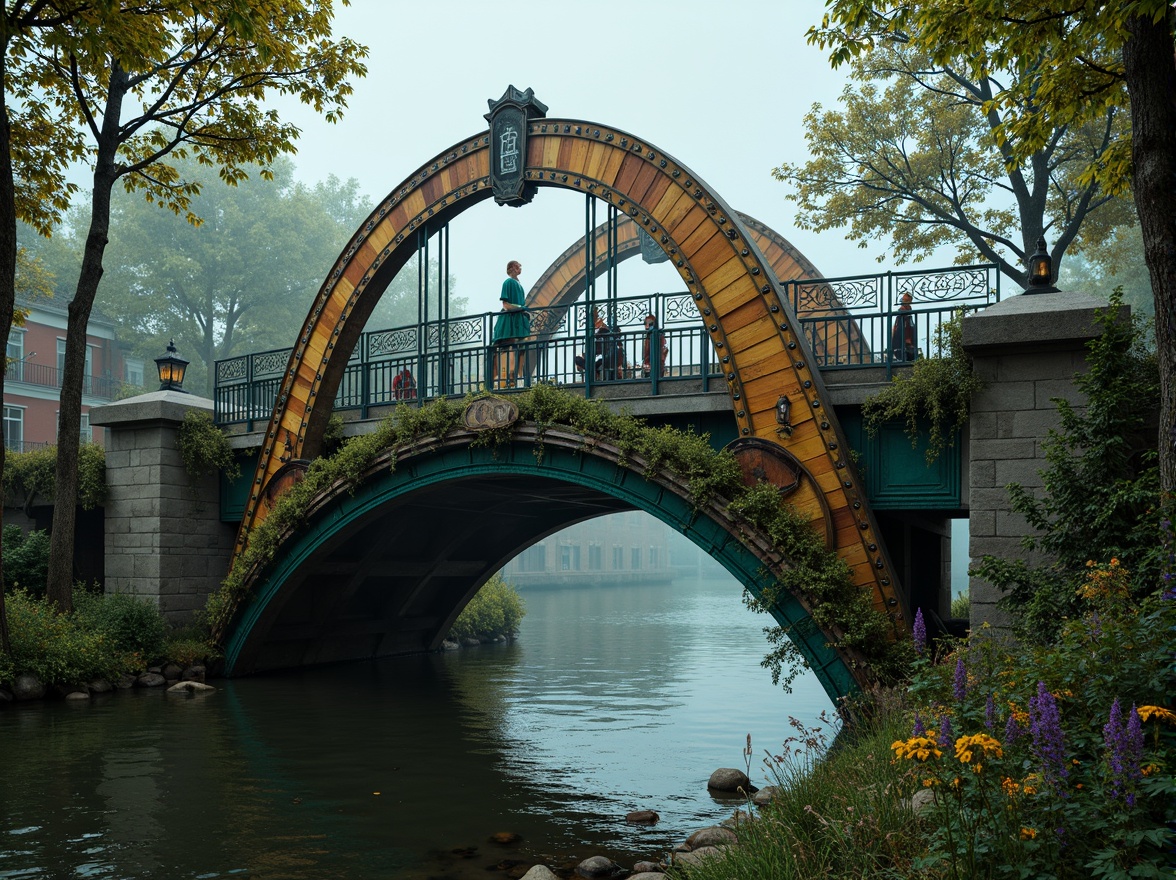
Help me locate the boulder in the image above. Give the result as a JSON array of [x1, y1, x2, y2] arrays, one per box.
[[632, 874, 665, 880], [13, 674, 45, 701], [752, 786, 778, 806], [575, 855, 624, 878], [55, 682, 89, 699], [167, 681, 216, 694], [672, 846, 724, 868], [912, 787, 938, 814], [115, 674, 137, 690], [721, 809, 753, 828], [136, 672, 167, 688], [161, 663, 183, 681], [65, 690, 91, 701], [461, 637, 481, 648], [632, 861, 662, 873], [520, 868, 559, 880], [440, 640, 460, 651], [625, 809, 659, 824], [489, 832, 522, 845], [88, 679, 113, 694], [685, 826, 738, 849], [181, 665, 206, 683], [707, 768, 753, 792]]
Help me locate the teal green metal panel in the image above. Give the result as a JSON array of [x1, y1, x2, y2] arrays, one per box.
[[837, 408, 961, 510], [224, 440, 860, 702], [220, 449, 259, 523]]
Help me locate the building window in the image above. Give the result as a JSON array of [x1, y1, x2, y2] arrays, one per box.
[[7, 329, 24, 381], [588, 543, 602, 571], [612, 545, 623, 569], [649, 546, 660, 568], [57, 339, 94, 384], [631, 546, 642, 569], [80, 412, 92, 443], [560, 545, 571, 571], [124, 357, 145, 387], [3, 405, 23, 452]]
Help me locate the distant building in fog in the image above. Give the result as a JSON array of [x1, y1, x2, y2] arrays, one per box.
[[502, 511, 675, 589]]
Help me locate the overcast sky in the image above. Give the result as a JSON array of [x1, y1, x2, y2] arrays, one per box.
[[270, 0, 875, 317]]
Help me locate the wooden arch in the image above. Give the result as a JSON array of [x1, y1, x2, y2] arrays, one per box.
[[523, 211, 871, 363], [235, 119, 906, 627]]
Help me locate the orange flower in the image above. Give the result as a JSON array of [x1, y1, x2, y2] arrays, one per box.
[[1020, 827, 1038, 840], [1137, 706, 1176, 725]]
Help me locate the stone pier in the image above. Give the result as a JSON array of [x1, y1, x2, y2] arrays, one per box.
[[89, 391, 235, 624], [961, 289, 1126, 630]]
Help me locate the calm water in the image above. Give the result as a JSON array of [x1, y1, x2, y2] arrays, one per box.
[[0, 574, 834, 879]]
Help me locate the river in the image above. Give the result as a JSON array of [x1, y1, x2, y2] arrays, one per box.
[[1, 570, 834, 879]]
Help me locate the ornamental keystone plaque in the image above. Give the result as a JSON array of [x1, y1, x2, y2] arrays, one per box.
[[485, 85, 548, 206], [462, 397, 519, 431]]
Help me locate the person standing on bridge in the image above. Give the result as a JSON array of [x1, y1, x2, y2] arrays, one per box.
[[641, 313, 668, 378], [890, 292, 917, 362], [492, 259, 530, 388]]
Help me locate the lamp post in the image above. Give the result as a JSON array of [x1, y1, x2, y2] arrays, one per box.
[[1024, 237, 1058, 293], [154, 339, 189, 392]]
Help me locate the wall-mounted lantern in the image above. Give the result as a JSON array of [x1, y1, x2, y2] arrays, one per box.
[[155, 339, 189, 392]]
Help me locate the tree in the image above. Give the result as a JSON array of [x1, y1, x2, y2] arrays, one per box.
[[27, 1, 367, 612], [1059, 224, 1155, 319], [94, 157, 373, 394], [809, 0, 1176, 498], [774, 45, 1130, 286]]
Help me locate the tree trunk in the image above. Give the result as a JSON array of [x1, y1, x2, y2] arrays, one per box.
[[1123, 9, 1176, 498], [0, 51, 15, 652], [45, 62, 126, 612]]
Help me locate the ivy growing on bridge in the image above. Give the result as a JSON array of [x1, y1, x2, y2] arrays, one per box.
[[209, 384, 911, 691]]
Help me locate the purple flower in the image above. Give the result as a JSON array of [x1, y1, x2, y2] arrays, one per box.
[[913, 608, 927, 654], [1104, 699, 1144, 806], [1029, 682, 1068, 792], [912, 712, 925, 737], [1005, 712, 1021, 744], [938, 714, 953, 749], [1088, 611, 1102, 640], [953, 657, 968, 701], [985, 693, 996, 731]]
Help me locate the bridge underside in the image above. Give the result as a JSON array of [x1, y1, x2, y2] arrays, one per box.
[[238, 474, 633, 673]]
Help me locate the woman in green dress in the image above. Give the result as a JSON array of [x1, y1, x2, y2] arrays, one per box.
[[491, 260, 529, 386]]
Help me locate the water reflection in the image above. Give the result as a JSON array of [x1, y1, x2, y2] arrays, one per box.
[[0, 574, 833, 879]]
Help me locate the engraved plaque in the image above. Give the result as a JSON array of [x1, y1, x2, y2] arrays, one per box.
[[484, 85, 548, 206], [463, 397, 520, 431]]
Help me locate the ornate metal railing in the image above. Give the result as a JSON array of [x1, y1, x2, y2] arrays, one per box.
[[3, 361, 122, 400], [213, 265, 999, 427]]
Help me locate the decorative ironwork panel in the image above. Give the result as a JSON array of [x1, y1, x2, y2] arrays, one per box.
[[896, 268, 993, 302], [251, 349, 292, 378], [663, 293, 699, 324], [610, 298, 653, 328], [217, 356, 248, 384], [368, 328, 418, 359], [797, 279, 880, 312], [528, 307, 570, 338], [434, 316, 484, 348]]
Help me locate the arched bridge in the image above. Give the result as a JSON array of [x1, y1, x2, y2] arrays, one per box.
[[220, 87, 999, 701]]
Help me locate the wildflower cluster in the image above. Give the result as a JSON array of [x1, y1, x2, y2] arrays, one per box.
[[896, 580, 1176, 877]]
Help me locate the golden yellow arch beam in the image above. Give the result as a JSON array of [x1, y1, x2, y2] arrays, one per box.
[[234, 118, 906, 627]]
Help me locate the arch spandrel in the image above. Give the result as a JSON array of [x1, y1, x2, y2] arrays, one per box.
[[236, 119, 905, 630]]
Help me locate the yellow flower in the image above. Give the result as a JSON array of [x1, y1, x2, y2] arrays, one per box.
[[1001, 777, 1020, 797], [891, 736, 943, 762], [954, 733, 1004, 765], [1020, 827, 1038, 840], [1138, 706, 1176, 725]]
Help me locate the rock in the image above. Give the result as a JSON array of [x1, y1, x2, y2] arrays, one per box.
[[54, 682, 89, 699], [707, 768, 753, 792], [167, 681, 216, 694], [115, 674, 137, 690], [520, 868, 559, 880], [181, 665, 206, 683], [632, 861, 662, 873], [461, 637, 481, 647], [161, 663, 183, 681], [489, 832, 522, 845], [88, 679, 113, 694], [440, 640, 460, 651], [625, 809, 659, 824], [912, 787, 938, 814], [13, 674, 45, 701], [632, 874, 665, 880], [752, 786, 778, 806], [136, 672, 167, 688], [574, 855, 624, 878], [672, 846, 724, 868], [721, 809, 753, 828], [65, 690, 91, 701], [148, 666, 162, 674], [685, 826, 738, 849]]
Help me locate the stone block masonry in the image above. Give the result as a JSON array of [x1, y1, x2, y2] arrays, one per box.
[[90, 391, 236, 625], [961, 290, 1128, 631]]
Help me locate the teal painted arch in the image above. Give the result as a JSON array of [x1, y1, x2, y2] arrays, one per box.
[[224, 428, 860, 702]]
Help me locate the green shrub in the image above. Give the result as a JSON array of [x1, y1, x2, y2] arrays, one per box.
[[176, 409, 239, 486], [74, 591, 167, 665], [949, 592, 969, 620], [447, 573, 525, 642], [0, 591, 132, 686], [3, 443, 107, 511], [1, 525, 50, 596]]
